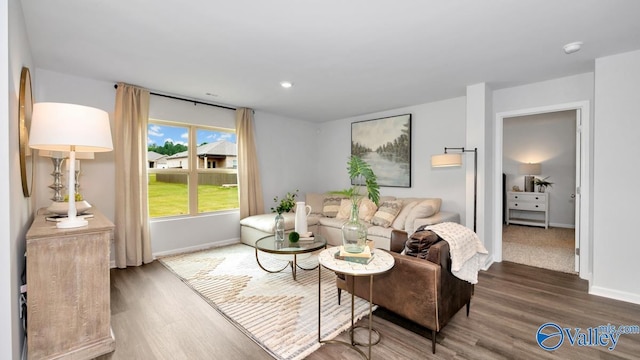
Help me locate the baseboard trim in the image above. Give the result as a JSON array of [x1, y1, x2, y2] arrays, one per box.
[[110, 238, 241, 268], [549, 222, 575, 229], [589, 285, 640, 305]]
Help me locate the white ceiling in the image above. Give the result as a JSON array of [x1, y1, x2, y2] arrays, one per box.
[[20, 0, 640, 122]]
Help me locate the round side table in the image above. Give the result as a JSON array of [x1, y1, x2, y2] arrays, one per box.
[[317, 248, 394, 359]]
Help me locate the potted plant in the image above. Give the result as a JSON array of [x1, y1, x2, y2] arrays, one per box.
[[332, 155, 380, 253], [534, 177, 553, 193], [270, 189, 298, 241]]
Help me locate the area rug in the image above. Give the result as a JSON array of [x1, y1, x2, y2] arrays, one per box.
[[159, 243, 373, 360], [502, 225, 576, 274]]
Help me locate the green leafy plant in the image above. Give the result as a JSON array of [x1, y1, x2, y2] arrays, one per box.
[[331, 155, 380, 206], [534, 176, 554, 189], [270, 189, 299, 214]]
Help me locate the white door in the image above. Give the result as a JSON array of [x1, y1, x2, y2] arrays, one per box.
[[574, 109, 581, 272]]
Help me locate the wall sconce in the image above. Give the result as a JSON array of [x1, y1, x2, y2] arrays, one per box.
[[518, 163, 541, 192], [431, 147, 478, 232]]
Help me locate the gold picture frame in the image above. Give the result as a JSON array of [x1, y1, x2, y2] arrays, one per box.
[[19, 66, 34, 197]]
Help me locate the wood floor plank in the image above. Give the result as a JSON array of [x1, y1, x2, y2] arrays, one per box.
[[99, 258, 640, 360]]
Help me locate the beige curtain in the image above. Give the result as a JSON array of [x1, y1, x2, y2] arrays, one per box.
[[236, 108, 264, 219], [114, 83, 153, 268]]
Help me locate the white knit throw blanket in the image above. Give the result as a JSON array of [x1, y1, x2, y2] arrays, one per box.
[[426, 222, 488, 284]]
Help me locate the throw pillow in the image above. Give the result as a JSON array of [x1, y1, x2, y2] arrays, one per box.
[[305, 192, 325, 215], [370, 200, 403, 228], [322, 196, 344, 218], [336, 199, 352, 219], [405, 200, 436, 233], [391, 201, 417, 230], [336, 198, 378, 222], [358, 198, 378, 222]]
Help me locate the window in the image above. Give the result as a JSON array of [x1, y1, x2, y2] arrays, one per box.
[[147, 121, 239, 218]]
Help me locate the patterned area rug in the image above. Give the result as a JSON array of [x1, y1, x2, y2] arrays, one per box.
[[159, 244, 372, 360]]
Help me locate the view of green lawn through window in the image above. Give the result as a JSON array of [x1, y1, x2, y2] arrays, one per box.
[[148, 174, 239, 218]]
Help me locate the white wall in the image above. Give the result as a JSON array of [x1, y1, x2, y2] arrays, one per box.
[[467, 83, 493, 260], [253, 111, 321, 212], [4, 0, 35, 358], [316, 97, 468, 220], [591, 50, 640, 304], [503, 111, 576, 227]]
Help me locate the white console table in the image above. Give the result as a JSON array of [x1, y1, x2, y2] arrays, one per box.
[[506, 191, 549, 229]]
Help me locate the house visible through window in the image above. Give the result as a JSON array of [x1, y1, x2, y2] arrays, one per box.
[[147, 121, 239, 218]]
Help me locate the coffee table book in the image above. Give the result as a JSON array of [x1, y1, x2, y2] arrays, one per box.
[[334, 246, 375, 264]]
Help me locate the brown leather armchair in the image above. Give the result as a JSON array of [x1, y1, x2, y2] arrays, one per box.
[[336, 230, 473, 354]]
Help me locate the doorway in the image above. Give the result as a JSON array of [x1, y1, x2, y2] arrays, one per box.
[[502, 111, 577, 273], [493, 101, 591, 280]]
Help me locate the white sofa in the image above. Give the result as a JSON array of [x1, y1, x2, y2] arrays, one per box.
[[240, 193, 459, 250]]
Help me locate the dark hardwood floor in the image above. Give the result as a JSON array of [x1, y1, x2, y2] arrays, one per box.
[[98, 260, 640, 360]]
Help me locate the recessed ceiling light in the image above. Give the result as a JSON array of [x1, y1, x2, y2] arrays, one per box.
[[563, 41, 583, 54], [280, 81, 293, 88]]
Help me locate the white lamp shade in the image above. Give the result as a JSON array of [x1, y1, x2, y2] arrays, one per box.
[[431, 153, 462, 167], [39, 150, 95, 159], [29, 102, 113, 152], [518, 163, 541, 175]]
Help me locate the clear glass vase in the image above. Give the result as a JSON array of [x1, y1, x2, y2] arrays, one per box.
[[275, 213, 285, 242], [341, 202, 367, 253]]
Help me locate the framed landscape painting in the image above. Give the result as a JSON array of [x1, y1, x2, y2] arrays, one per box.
[[351, 114, 411, 187]]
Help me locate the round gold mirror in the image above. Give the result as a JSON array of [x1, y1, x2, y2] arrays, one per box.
[[19, 67, 34, 197]]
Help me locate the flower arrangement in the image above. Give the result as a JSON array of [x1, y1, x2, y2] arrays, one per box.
[[270, 189, 299, 214]]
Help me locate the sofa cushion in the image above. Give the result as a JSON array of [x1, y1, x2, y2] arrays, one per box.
[[391, 201, 417, 230], [367, 225, 394, 239], [322, 196, 344, 217], [336, 199, 352, 219], [305, 192, 325, 215], [371, 200, 403, 228], [405, 200, 437, 232], [318, 216, 348, 228], [336, 198, 378, 222], [359, 198, 378, 222]]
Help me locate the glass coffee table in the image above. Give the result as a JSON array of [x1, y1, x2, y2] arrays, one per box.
[[254, 234, 327, 280]]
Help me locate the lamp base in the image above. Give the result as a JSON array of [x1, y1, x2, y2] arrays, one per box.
[[524, 176, 535, 192], [56, 217, 89, 229]]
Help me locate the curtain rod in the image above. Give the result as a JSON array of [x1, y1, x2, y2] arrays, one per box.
[[113, 84, 236, 111]]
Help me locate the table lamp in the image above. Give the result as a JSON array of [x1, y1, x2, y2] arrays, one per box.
[[518, 163, 541, 192], [29, 103, 113, 228]]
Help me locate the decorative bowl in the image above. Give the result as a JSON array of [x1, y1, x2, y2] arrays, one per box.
[[47, 200, 92, 215]]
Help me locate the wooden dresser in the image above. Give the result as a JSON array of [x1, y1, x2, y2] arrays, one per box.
[[26, 209, 115, 360]]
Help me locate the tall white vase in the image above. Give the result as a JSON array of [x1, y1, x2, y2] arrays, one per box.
[[294, 201, 312, 234]]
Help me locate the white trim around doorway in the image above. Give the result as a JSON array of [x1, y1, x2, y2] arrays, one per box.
[[493, 101, 591, 282]]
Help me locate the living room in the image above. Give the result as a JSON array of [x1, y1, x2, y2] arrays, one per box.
[[4, 1, 640, 359]]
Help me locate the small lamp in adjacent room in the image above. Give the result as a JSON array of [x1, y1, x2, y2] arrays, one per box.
[[29, 103, 113, 229], [518, 163, 541, 192]]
